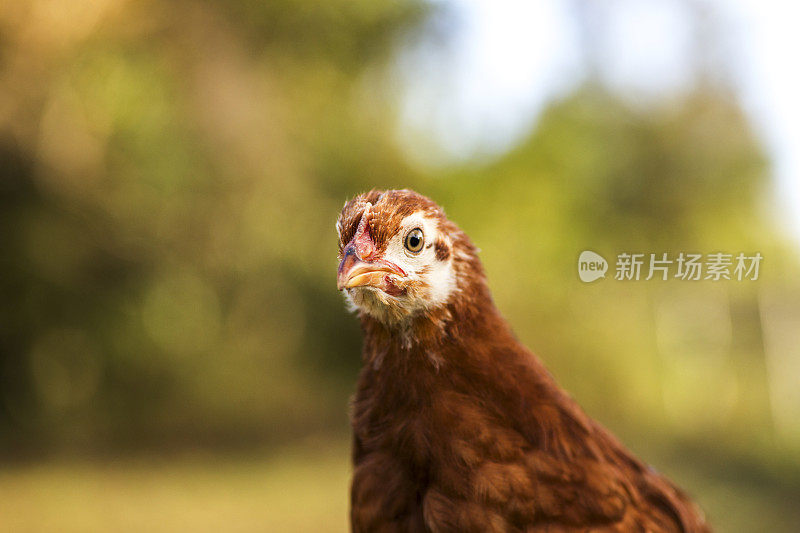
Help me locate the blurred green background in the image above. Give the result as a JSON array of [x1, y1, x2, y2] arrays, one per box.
[[1, 0, 799, 531]]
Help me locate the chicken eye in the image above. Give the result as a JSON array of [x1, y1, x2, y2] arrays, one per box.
[[404, 228, 424, 253]]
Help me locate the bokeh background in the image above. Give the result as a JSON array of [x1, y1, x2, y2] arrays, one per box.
[[1, 0, 799, 531]]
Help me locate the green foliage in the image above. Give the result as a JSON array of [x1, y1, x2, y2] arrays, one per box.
[[0, 0, 425, 452]]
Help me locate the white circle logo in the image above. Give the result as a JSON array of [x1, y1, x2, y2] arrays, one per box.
[[578, 251, 608, 282]]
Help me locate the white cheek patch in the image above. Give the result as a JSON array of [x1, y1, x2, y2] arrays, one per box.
[[382, 212, 457, 310], [424, 252, 457, 306]]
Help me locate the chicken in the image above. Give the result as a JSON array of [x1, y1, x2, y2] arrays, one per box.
[[336, 189, 710, 533]]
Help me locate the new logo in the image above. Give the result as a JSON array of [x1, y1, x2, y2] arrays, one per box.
[[578, 251, 608, 283]]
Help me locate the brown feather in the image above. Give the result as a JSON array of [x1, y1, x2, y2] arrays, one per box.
[[338, 190, 710, 533]]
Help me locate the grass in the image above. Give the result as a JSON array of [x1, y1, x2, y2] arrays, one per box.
[[1, 436, 798, 532], [0, 438, 351, 533]]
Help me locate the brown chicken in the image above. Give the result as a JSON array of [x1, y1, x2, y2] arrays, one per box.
[[336, 189, 710, 533]]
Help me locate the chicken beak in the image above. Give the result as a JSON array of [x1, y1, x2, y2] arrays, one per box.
[[337, 205, 406, 291], [337, 246, 406, 291]]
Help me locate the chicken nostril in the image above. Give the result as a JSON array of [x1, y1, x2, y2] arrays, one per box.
[[338, 246, 356, 272]]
